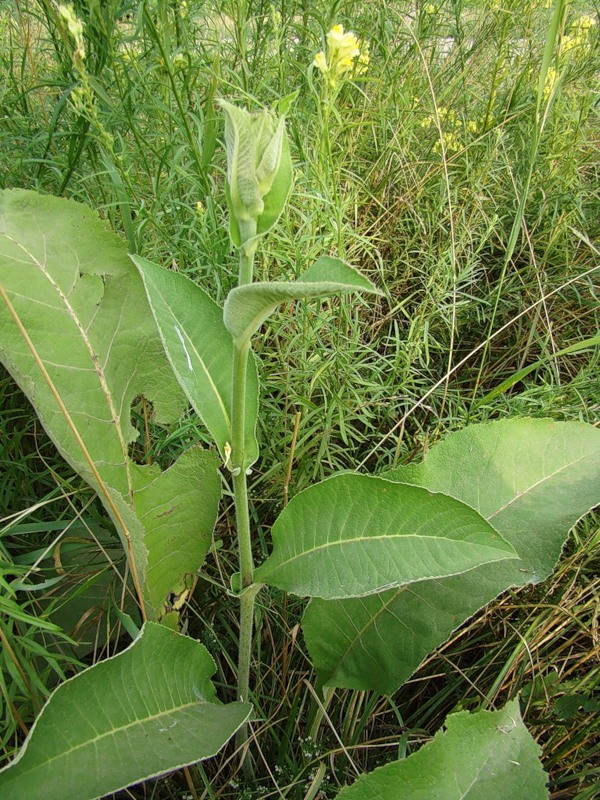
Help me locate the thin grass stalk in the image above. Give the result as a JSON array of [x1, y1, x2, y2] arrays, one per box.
[[469, 0, 569, 406]]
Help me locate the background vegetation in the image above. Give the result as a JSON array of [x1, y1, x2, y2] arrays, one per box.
[[0, 0, 598, 797]]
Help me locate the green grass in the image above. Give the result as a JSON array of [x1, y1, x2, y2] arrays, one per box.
[[1, 0, 599, 797]]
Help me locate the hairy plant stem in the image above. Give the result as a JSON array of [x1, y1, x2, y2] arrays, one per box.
[[231, 342, 254, 702], [232, 224, 257, 775]]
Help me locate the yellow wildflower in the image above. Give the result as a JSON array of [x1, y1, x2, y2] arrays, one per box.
[[433, 130, 461, 154], [313, 23, 368, 88], [560, 15, 596, 60], [356, 42, 370, 75], [327, 25, 360, 61], [313, 51, 328, 72], [577, 15, 596, 30]]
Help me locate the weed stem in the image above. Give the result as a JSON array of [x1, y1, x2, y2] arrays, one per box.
[[232, 224, 257, 778]]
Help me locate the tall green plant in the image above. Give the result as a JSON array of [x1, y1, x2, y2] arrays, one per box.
[[0, 93, 599, 799]]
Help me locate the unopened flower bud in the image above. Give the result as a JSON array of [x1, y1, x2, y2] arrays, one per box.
[[218, 99, 293, 249]]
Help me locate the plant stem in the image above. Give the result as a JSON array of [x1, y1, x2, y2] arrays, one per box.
[[238, 223, 258, 284], [232, 344, 256, 774], [231, 221, 257, 775]]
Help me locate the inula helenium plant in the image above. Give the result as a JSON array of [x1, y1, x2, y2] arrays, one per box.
[[0, 3, 598, 797]]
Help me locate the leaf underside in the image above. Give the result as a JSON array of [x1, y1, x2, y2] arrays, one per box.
[[0, 623, 252, 800], [0, 190, 221, 619], [304, 419, 600, 692], [223, 256, 382, 343]]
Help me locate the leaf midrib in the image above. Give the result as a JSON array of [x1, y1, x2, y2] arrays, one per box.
[[171, 310, 231, 429], [10, 695, 213, 778], [3, 231, 134, 503], [265, 532, 512, 574], [488, 453, 590, 519], [321, 454, 592, 683]]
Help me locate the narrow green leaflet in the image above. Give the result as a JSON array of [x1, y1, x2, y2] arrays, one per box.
[[133, 254, 260, 467], [475, 334, 600, 406], [223, 256, 382, 344], [0, 623, 252, 800], [304, 419, 600, 691], [255, 474, 516, 599], [335, 700, 548, 800], [0, 190, 220, 620]]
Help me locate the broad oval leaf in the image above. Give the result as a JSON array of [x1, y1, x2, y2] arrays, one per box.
[[223, 256, 382, 344], [335, 700, 548, 800], [0, 190, 221, 620], [255, 474, 516, 599], [0, 623, 252, 800], [133, 254, 259, 467], [304, 419, 600, 691]]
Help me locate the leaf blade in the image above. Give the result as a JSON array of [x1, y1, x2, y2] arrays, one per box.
[[0, 623, 252, 800], [133, 254, 260, 468], [304, 419, 600, 691], [335, 700, 548, 800], [0, 190, 221, 619], [223, 257, 382, 343], [255, 474, 516, 599]]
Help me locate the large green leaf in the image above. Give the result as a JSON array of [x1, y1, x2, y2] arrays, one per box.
[[304, 419, 600, 691], [223, 256, 382, 344], [133, 254, 259, 467], [255, 474, 516, 599], [0, 190, 221, 620], [335, 700, 548, 800], [0, 623, 252, 800]]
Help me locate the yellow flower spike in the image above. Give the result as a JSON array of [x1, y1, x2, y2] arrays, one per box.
[[313, 23, 369, 87], [58, 4, 85, 68], [356, 42, 370, 75], [336, 36, 360, 61], [578, 15, 596, 30]]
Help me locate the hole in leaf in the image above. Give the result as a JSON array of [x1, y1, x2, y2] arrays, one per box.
[[128, 395, 156, 466]]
